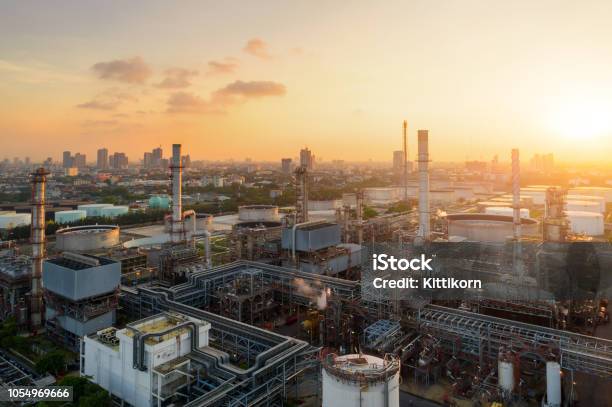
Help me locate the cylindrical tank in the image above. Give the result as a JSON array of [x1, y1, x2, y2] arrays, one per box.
[[568, 187, 612, 203], [238, 205, 280, 222], [566, 195, 605, 212], [55, 210, 87, 224], [55, 225, 120, 252], [446, 214, 538, 242], [566, 211, 604, 236], [363, 188, 399, 203], [100, 205, 129, 218], [498, 360, 514, 393], [149, 195, 170, 209], [485, 206, 530, 218], [308, 200, 341, 211], [0, 212, 31, 229], [77, 203, 113, 217], [566, 200, 602, 213], [545, 361, 561, 407], [322, 354, 399, 407], [520, 188, 547, 205]]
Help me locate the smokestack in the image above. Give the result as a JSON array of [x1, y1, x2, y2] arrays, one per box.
[[511, 149, 521, 240], [403, 120, 408, 201], [30, 167, 49, 330], [417, 130, 430, 239], [170, 144, 183, 243], [295, 166, 308, 223]]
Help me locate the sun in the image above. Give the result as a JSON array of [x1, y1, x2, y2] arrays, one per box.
[[546, 101, 612, 140]]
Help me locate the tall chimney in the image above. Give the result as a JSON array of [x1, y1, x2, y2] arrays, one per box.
[[417, 130, 430, 239], [295, 166, 308, 223], [511, 149, 521, 240], [30, 167, 48, 330], [403, 120, 408, 201], [170, 144, 183, 243]]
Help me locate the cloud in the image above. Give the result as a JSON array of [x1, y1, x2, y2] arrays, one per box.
[[243, 38, 272, 59], [91, 57, 152, 84], [167, 80, 286, 114], [77, 88, 138, 111], [155, 68, 198, 88], [207, 58, 239, 75]]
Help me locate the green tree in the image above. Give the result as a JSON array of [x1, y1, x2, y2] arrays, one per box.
[[35, 350, 65, 375]]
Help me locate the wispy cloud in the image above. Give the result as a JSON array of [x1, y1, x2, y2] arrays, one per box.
[[155, 68, 198, 89], [76, 88, 138, 110], [243, 38, 272, 60], [167, 80, 286, 114], [91, 57, 152, 84], [0, 59, 84, 84], [206, 58, 239, 75]]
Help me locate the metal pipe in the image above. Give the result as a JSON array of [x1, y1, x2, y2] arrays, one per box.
[[30, 167, 48, 331], [417, 130, 430, 239]]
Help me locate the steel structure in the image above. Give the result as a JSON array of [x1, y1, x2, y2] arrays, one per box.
[[29, 167, 49, 330], [417, 304, 612, 378]]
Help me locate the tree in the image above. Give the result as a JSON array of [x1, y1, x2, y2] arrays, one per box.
[[363, 206, 378, 220], [35, 350, 65, 375]]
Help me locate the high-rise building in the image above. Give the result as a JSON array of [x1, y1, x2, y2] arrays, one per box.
[[281, 158, 292, 174], [62, 151, 72, 168], [73, 153, 86, 168], [181, 155, 191, 168], [143, 152, 152, 169], [393, 150, 403, 172], [109, 152, 128, 169], [152, 147, 163, 168], [300, 148, 314, 170], [97, 148, 109, 169]]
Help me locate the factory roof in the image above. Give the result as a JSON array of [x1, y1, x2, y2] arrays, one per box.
[[47, 253, 115, 270]]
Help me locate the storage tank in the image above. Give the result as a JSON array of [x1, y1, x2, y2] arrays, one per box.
[[568, 186, 612, 203], [0, 212, 31, 229], [148, 195, 170, 209], [498, 360, 515, 394], [342, 193, 357, 208], [544, 361, 561, 407], [100, 205, 129, 218], [566, 211, 604, 236], [238, 205, 280, 222], [78, 203, 113, 217], [322, 353, 399, 407], [446, 214, 538, 242], [566, 195, 605, 212], [55, 210, 87, 224], [308, 200, 341, 211], [485, 206, 530, 218], [55, 225, 120, 252], [363, 188, 400, 204], [566, 200, 602, 213], [520, 188, 547, 205]]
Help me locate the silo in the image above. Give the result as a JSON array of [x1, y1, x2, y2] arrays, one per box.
[[100, 205, 129, 218], [55, 210, 87, 224], [566, 211, 604, 236], [78, 203, 113, 217], [322, 354, 399, 407]]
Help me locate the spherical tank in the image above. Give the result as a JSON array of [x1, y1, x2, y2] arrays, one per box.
[[55, 225, 120, 252], [322, 354, 399, 407]]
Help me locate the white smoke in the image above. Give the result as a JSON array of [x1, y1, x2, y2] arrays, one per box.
[[294, 278, 330, 310]]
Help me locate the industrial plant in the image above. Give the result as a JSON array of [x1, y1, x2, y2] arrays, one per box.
[[0, 132, 611, 407]]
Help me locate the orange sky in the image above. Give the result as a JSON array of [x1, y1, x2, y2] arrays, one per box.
[[1, 0, 612, 164]]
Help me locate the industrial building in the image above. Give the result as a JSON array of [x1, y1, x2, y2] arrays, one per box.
[[43, 252, 121, 350]]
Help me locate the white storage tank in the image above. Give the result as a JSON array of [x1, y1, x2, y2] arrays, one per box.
[[566, 200, 602, 214], [55, 225, 120, 252], [569, 187, 612, 203], [364, 188, 399, 204], [485, 206, 530, 218], [566, 195, 605, 212], [566, 211, 604, 236], [100, 205, 129, 218], [78, 203, 114, 217], [238, 205, 280, 222], [308, 200, 341, 211], [322, 353, 400, 407], [544, 361, 561, 407], [55, 210, 87, 224], [498, 360, 515, 394], [0, 212, 31, 229]]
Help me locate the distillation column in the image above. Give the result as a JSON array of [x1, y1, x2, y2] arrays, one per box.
[[170, 144, 184, 243], [295, 166, 309, 223], [417, 130, 430, 239], [30, 167, 49, 331]]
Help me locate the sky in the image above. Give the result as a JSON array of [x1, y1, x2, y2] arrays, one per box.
[[1, 0, 612, 164]]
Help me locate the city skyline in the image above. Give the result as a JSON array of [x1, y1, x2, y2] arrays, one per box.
[[2, 0, 612, 163]]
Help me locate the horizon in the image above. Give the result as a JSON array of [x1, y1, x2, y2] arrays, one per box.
[[2, 0, 612, 164]]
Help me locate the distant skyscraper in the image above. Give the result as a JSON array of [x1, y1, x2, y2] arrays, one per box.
[[109, 152, 128, 169], [300, 147, 314, 170], [393, 150, 403, 172], [181, 155, 191, 168], [152, 147, 163, 168], [281, 158, 292, 174], [73, 153, 86, 168], [62, 151, 72, 168], [143, 152, 153, 169], [97, 148, 109, 169], [24, 157, 30, 165]]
